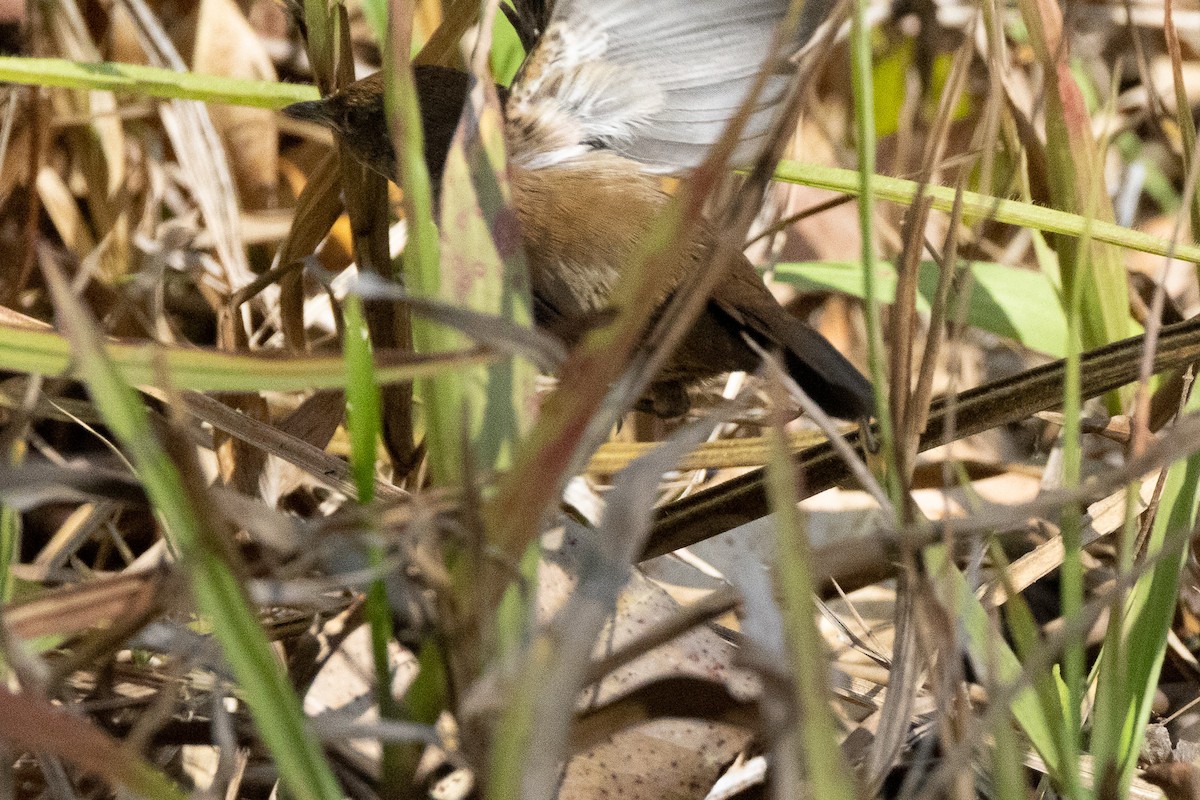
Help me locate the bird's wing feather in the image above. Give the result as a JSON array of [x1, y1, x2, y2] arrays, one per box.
[[505, 0, 833, 173], [709, 270, 875, 420]]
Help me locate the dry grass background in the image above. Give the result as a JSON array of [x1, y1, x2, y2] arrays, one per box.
[[2, 0, 1200, 799]]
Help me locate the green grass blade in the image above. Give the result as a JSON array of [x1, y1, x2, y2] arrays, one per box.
[[40, 265, 342, 800], [1016, 0, 1130, 353], [0, 320, 492, 392], [1091, 393, 1200, 794], [1050, 135, 1090, 798], [490, 7, 526, 85], [772, 161, 1200, 264], [850, 0, 900, 509], [767, 424, 859, 800], [341, 294, 411, 791], [991, 545, 1076, 792], [384, 32, 458, 484], [343, 296, 383, 503], [926, 546, 1061, 775], [0, 56, 316, 107]]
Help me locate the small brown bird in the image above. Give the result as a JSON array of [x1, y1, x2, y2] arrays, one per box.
[[284, 0, 874, 420]]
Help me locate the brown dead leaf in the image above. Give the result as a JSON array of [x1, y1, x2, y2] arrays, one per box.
[[190, 0, 280, 209], [1127, 215, 1199, 312], [0, 686, 180, 797], [45, 4, 130, 282], [4, 570, 168, 640], [540, 521, 755, 800], [0, 109, 30, 209], [36, 165, 96, 256]]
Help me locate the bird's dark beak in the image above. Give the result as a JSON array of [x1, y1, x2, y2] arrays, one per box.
[[280, 100, 331, 126]]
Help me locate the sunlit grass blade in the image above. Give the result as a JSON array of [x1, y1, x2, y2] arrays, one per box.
[[772, 161, 1200, 263], [0, 55, 317, 106], [0, 317, 493, 392], [766, 415, 859, 800]]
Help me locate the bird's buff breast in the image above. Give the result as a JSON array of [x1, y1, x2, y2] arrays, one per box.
[[508, 158, 674, 325]]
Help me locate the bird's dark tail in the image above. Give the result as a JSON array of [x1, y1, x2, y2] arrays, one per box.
[[743, 302, 876, 422], [780, 325, 876, 421]]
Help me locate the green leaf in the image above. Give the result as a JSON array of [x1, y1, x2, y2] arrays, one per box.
[[872, 39, 911, 138], [491, 5, 526, 86], [773, 260, 1071, 357], [434, 87, 536, 475]]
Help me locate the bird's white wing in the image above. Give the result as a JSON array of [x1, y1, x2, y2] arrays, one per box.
[[505, 0, 833, 173]]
